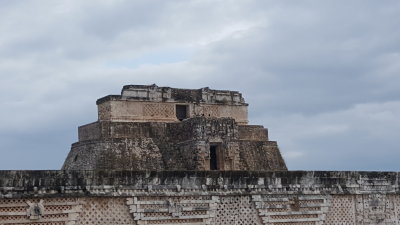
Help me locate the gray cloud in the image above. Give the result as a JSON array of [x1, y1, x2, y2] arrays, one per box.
[[0, 0, 399, 170]]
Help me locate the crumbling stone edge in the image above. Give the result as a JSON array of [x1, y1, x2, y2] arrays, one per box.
[[0, 170, 398, 198]]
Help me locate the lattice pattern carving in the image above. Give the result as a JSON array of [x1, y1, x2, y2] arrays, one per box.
[[252, 195, 330, 225], [214, 196, 262, 225], [0, 198, 81, 225], [202, 105, 220, 117], [226, 106, 246, 119], [76, 197, 135, 225], [6, 222, 65, 225], [324, 195, 355, 225], [127, 195, 219, 225], [392, 195, 400, 225], [6, 194, 400, 225], [143, 104, 174, 118]]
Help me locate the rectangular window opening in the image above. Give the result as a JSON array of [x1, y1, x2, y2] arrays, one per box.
[[210, 145, 218, 170], [176, 105, 188, 121]]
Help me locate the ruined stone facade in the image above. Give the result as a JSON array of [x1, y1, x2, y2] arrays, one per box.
[[62, 84, 286, 171], [2, 171, 400, 225], [1, 84, 399, 225]]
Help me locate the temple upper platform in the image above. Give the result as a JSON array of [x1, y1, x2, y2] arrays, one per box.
[[96, 84, 249, 124]]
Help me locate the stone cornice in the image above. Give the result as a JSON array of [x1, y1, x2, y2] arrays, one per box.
[[1, 170, 399, 198]]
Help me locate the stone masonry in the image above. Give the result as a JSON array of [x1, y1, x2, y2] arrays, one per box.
[[1, 84, 399, 225], [2, 171, 400, 225], [62, 84, 287, 171]]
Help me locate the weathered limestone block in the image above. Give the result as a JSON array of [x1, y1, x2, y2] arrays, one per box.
[[238, 125, 269, 141], [238, 141, 287, 171], [63, 138, 163, 170]]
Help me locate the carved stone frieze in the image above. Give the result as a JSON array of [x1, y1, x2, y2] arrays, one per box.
[[252, 194, 331, 225], [126, 195, 219, 225], [0, 198, 82, 225]]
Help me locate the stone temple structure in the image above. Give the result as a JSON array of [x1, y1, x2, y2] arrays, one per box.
[[62, 84, 286, 171], [1, 84, 400, 225]]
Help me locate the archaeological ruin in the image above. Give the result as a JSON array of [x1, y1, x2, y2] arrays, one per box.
[[62, 84, 286, 171], [1, 84, 400, 225]]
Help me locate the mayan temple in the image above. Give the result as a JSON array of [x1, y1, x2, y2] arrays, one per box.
[[62, 84, 286, 171], [1, 84, 400, 225]]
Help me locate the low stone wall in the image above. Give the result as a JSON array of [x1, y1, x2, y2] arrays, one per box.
[[1, 170, 400, 224]]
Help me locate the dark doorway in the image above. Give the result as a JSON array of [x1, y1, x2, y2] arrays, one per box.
[[176, 105, 188, 121], [210, 145, 218, 170]]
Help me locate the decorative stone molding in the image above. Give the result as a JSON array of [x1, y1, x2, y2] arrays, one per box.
[[252, 194, 331, 225], [26, 200, 45, 219], [126, 195, 219, 224], [2, 171, 400, 224], [0, 198, 82, 225]]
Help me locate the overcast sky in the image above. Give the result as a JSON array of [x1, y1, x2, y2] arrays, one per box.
[[0, 0, 399, 171]]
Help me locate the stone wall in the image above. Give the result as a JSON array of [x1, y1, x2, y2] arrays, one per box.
[[63, 138, 164, 170], [238, 125, 269, 141], [96, 100, 248, 124], [77, 122, 100, 141], [238, 141, 286, 171], [95, 84, 249, 124], [1, 170, 400, 225], [119, 84, 246, 105], [64, 117, 286, 171], [97, 101, 177, 123]]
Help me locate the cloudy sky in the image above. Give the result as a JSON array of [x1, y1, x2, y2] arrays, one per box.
[[0, 0, 399, 171]]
